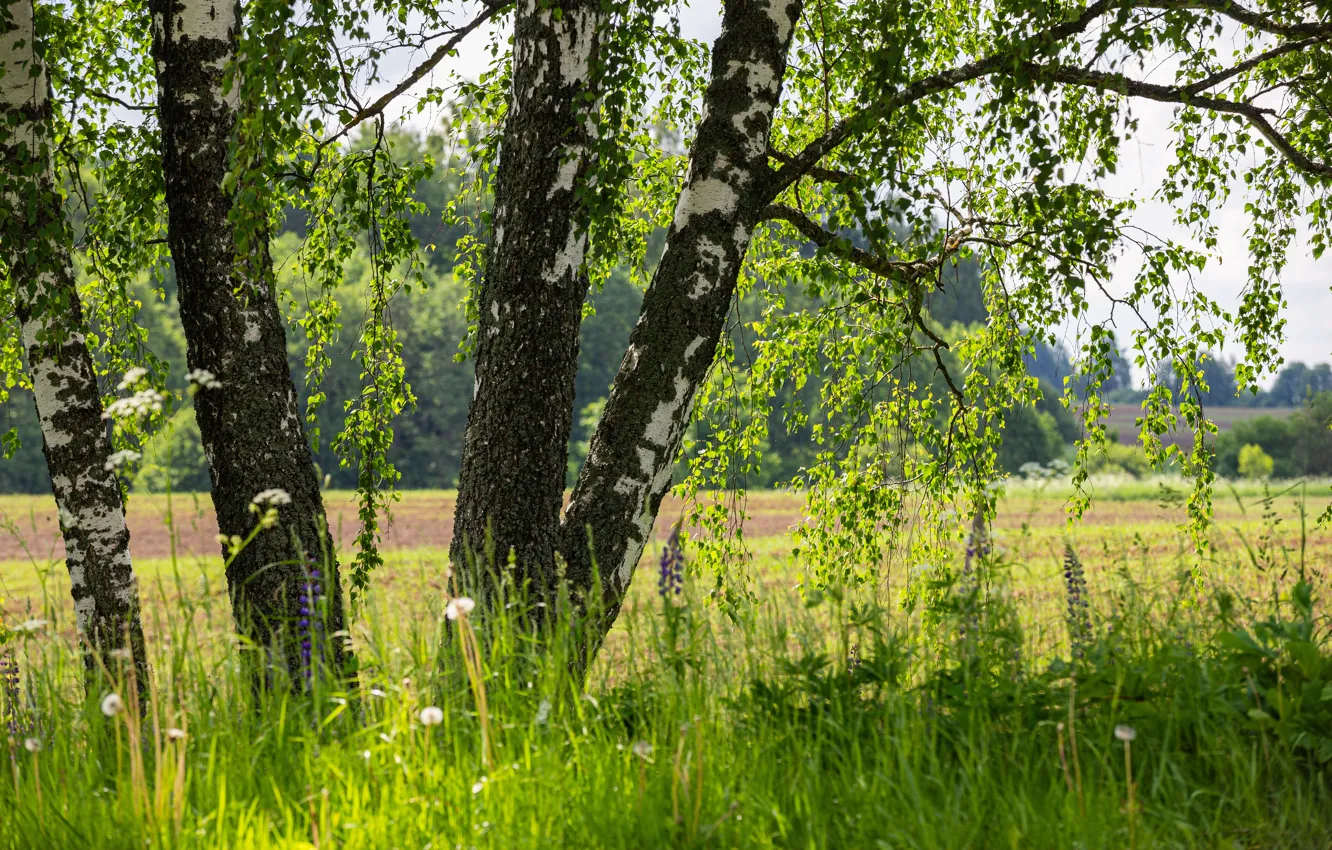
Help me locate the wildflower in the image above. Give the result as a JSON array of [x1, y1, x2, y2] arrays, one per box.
[[298, 556, 324, 687], [471, 778, 486, 794], [16, 619, 47, 634], [185, 368, 222, 390], [251, 488, 292, 507], [658, 525, 685, 599], [631, 741, 653, 761], [369, 688, 387, 698], [23, 737, 40, 753], [1114, 724, 1137, 743], [419, 706, 444, 727], [116, 367, 149, 391], [166, 728, 187, 741], [101, 693, 125, 717], [1, 651, 23, 736], [446, 597, 476, 620], [1062, 545, 1093, 660], [533, 700, 551, 726], [104, 449, 141, 472], [102, 388, 165, 420]]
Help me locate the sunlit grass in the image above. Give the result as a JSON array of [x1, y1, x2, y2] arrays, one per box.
[[2, 482, 1331, 848]]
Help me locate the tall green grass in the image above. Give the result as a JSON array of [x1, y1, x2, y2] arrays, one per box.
[[2, 522, 1331, 850]]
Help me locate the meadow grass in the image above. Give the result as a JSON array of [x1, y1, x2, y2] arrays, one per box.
[[1, 482, 1331, 848]]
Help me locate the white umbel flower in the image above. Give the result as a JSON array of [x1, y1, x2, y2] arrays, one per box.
[[102, 388, 165, 420], [251, 488, 292, 507], [104, 449, 141, 471], [116, 367, 149, 390], [185, 368, 222, 390]]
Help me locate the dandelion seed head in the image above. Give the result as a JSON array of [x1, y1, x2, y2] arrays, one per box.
[[445, 597, 476, 620], [631, 740, 653, 760], [24, 737, 41, 752], [419, 706, 444, 727], [101, 693, 124, 717], [166, 728, 187, 741], [1114, 724, 1137, 743]]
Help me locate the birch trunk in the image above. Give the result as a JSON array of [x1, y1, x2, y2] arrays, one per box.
[[560, 0, 803, 631], [1, 0, 149, 682], [450, 0, 601, 605], [149, 0, 350, 678]]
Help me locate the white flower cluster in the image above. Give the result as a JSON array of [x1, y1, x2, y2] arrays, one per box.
[[186, 368, 222, 390], [102, 388, 165, 421], [116, 367, 149, 391], [251, 488, 292, 507], [104, 449, 141, 471]]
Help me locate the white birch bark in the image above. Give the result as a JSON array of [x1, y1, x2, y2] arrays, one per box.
[[1, 0, 148, 680], [561, 0, 804, 632]]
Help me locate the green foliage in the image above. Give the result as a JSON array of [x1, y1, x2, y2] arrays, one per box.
[[131, 406, 211, 494], [1215, 393, 1332, 479], [1238, 443, 1276, 481], [1085, 441, 1157, 479]]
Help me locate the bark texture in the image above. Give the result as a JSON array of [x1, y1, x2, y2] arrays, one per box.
[[450, 0, 601, 603], [1, 0, 148, 681], [149, 0, 349, 675], [561, 0, 803, 630]]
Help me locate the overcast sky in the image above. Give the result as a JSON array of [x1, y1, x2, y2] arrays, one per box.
[[375, 1, 1330, 383]]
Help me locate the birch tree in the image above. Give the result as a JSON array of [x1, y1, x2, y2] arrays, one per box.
[[148, 0, 351, 676], [447, 0, 1331, 646], [0, 0, 148, 681]]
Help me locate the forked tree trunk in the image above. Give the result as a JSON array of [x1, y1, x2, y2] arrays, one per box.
[[561, 0, 804, 632], [149, 0, 350, 678], [1, 0, 149, 684], [450, 0, 602, 605]]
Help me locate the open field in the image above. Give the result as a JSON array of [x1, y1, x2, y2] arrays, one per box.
[[4, 480, 1331, 848], [4, 479, 1330, 650]]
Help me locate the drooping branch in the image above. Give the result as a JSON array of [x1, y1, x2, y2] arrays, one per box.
[[769, 0, 1121, 196], [771, 0, 1332, 194], [1020, 61, 1332, 179]]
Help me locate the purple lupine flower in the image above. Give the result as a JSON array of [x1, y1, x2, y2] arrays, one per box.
[[658, 526, 685, 599], [299, 557, 325, 687], [1062, 545, 1093, 660], [1, 650, 24, 736]]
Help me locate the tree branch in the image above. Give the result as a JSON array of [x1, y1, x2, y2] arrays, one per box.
[[1145, 0, 1330, 39], [769, 0, 1331, 195], [321, 2, 507, 148], [763, 202, 971, 281], [1021, 61, 1332, 178]]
